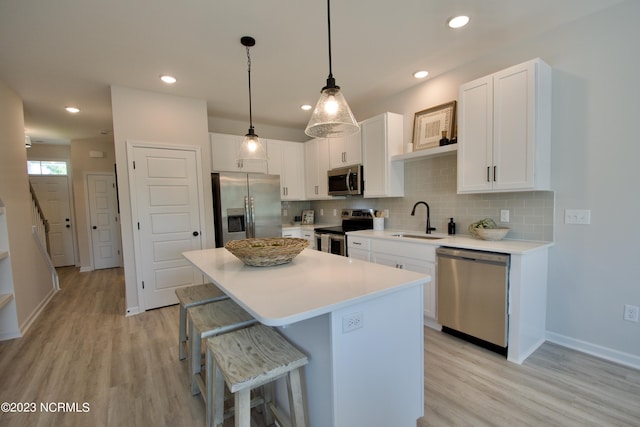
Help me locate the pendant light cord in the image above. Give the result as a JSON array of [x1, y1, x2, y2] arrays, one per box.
[[326, 0, 333, 79], [246, 45, 254, 132]]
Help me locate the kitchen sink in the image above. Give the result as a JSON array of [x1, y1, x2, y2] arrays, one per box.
[[391, 233, 444, 240]]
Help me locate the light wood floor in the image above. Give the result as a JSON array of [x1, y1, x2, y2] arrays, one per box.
[[1, 267, 638, 427]]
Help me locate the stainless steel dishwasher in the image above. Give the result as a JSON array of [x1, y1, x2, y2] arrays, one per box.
[[436, 247, 510, 355]]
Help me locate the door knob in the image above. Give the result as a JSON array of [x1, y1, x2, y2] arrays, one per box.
[[66, 224, 71, 228], [93, 226, 97, 229], [193, 231, 199, 236]]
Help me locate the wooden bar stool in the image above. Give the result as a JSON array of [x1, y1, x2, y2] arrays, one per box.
[[188, 299, 257, 395], [176, 283, 229, 361], [206, 324, 309, 427]]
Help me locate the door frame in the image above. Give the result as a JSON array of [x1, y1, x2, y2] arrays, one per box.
[[126, 140, 207, 312], [83, 171, 123, 271]]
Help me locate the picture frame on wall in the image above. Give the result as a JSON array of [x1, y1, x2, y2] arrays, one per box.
[[301, 210, 315, 225], [412, 100, 457, 151]]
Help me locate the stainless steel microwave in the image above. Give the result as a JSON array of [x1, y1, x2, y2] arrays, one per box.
[[328, 165, 363, 196]]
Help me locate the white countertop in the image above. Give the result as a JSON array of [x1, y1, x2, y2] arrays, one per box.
[[348, 229, 553, 254], [182, 247, 430, 326]]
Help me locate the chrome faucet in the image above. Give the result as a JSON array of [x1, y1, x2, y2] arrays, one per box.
[[411, 201, 436, 234]]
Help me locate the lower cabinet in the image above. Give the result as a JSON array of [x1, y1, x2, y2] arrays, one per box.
[[283, 227, 315, 250], [348, 236, 438, 328]]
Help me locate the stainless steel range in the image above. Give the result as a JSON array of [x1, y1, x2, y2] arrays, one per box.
[[314, 209, 374, 256]]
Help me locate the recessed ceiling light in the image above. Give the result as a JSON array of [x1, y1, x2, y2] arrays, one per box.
[[301, 104, 312, 111], [65, 106, 80, 113], [448, 15, 470, 29], [413, 70, 429, 79], [160, 75, 177, 84]]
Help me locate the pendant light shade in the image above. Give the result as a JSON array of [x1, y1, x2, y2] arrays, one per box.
[[238, 36, 267, 161], [305, 0, 359, 139]]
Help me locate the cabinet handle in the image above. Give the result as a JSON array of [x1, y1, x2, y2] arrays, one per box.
[[487, 166, 491, 182], [353, 242, 362, 246], [315, 185, 318, 195], [493, 166, 497, 182]]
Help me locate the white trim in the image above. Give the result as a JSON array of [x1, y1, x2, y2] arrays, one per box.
[[125, 306, 140, 316], [31, 225, 59, 290], [18, 286, 58, 336], [546, 331, 640, 370], [79, 266, 94, 273]]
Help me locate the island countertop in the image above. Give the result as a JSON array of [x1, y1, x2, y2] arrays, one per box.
[[182, 247, 430, 327]]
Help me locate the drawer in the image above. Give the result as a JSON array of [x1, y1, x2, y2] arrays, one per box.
[[370, 239, 436, 262], [347, 236, 370, 250]]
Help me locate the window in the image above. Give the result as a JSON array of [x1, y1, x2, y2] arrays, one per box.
[[27, 160, 68, 175]]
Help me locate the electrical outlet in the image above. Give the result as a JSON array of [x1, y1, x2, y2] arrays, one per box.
[[333, 209, 337, 216], [383, 209, 389, 218], [342, 312, 364, 333], [565, 209, 591, 225], [282, 209, 288, 217], [320, 209, 324, 216], [623, 304, 639, 323], [500, 210, 510, 223]]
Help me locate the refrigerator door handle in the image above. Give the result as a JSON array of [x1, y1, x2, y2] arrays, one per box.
[[250, 196, 256, 237], [244, 195, 251, 238]]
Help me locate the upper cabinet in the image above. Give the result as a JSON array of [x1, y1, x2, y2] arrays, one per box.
[[362, 112, 404, 198], [267, 139, 306, 201], [304, 138, 332, 200], [457, 58, 551, 193], [328, 131, 362, 169], [210, 133, 268, 174]]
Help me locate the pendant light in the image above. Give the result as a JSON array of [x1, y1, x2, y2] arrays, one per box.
[[305, 0, 359, 139], [238, 36, 267, 161]]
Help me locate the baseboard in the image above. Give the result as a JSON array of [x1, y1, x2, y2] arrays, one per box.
[[126, 306, 140, 316], [0, 331, 22, 341], [423, 317, 441, 331], [79, 266, 94, 273], [19, 287, 58, 336], [546, 331, 640, 370]]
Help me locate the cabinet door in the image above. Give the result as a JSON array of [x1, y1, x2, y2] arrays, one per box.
[[301, 229, 315, 249], [492, 61, 536, 191], [361, 112, 404, 198], [328, 130, 362, 169], [282, 228, 302, 238], [268, 140, 305, 200], [210, 133, 267, 173], [305, 138, 331, 200], [348, 248, 370, 262], [457, 76, 494, 193]]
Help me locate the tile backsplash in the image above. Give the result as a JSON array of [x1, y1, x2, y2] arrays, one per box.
[[299, 154, 554, 242]]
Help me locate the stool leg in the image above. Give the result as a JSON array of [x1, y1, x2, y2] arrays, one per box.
[[213, 363, 225, 427], [179, 304, 187, 360], [235, 388, 251, 427], [190, 320, 201, 395], [287, 368, 308, 427], [262, 383, 275, 426]]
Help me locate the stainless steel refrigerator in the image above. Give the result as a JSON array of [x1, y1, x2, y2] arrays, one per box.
[[212, 172, 282, 247]]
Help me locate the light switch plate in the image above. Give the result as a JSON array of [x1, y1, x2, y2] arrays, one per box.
[[565, 209, 591, 224], [500, 210, 510, 222]]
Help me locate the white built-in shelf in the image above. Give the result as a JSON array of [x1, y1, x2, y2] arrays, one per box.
[[0, 251, 8, 261], [391, 143, 457, 162], [0, 293, 13, 310]]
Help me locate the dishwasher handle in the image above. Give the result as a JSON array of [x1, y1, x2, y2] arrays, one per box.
[[436, 247, 510, 266]]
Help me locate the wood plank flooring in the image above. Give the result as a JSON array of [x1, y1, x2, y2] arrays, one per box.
[[0, 266, 638, 426]]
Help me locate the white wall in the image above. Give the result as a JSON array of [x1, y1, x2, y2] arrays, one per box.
[[0, 80, 56, 333], [351, 0, 640, 362], [111, 86, 211, 314]]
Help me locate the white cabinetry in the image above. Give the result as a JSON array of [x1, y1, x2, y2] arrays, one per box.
[[282, 227, 315, 249], [267, 139, 306, 201], [370, 239, 437, 328], [304, 138, 332, 200], [361, 112, 404, 198], [328, 131, 362, 169], [210, 133, 267, 173], [282, 228, 302, 238], [0, 203, 20, 340], [457, 58, 551, 193], [347, 235, 370, 262]]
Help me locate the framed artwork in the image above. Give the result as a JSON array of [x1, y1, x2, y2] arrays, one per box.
[[412, 100, 457, 151], [301, 210, 315, 225]]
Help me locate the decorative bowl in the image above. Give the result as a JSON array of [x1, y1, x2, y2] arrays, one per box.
[[475, 227, 510, 241], [224, 238, 309, 267]]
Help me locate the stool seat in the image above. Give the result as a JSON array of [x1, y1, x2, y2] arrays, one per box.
[[188, 299, 257, 395], [207, 324, 309, 427], [176, 283, 229, 361]]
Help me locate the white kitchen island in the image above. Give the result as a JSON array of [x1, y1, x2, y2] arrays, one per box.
[[183, 247, 430, 427]]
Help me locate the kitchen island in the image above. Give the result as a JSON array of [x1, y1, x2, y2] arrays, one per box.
[[183, 247, 430, 427]]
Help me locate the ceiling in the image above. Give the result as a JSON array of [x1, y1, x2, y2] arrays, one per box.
[[0, 0, 624, 144]]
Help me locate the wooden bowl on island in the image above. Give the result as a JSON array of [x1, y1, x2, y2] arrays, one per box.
[[224, 238, 309, 267]]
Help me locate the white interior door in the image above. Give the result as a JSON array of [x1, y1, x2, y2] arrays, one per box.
[[131, 145, 205, 310], [87, 173, 122, 270], [30, 175, 75, 267]]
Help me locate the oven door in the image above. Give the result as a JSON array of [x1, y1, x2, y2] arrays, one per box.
[[315, 233, 346, 256]]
